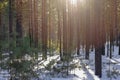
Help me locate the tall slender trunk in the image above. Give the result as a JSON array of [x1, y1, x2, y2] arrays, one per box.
[[16, 0, 23, 46], [63, 0, 67, 58], [28, 0, 34, 47], [57, 0, 62, 60], [34, 0, 38, 47], [85, 0, 90, 59], [95, 48, 102, 77], [9, 0, 15, 79], [0, 12, 1, 39], [9, 0, 13, 39], [76, 0, 81, 55], [102, 45, 105, 55], [94, 0, 102, 77], [119, 44, 120, 55], [101, 0, 105, 55], [42, 0, 47, 59]]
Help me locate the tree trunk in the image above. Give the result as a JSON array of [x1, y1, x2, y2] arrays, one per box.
[[85, 0, 90, 59], [57, 0, 62, 60], [42, 0, 47, 59], [62, 0, 67, 59], [9, 0, 13, 39], [94, 0, 102, 77], [102, 45, 105, 55], [16, 0, 23, 46], [107, 42, 109, 57], [28, 0, 33, 47], [85, 46, 89, 59], [110, 42, 112, 58], [34, 0, 38, 48], [95, 48, 102, 78]]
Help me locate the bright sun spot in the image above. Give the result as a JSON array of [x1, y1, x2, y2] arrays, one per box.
[[70, 0, 77, 5], [70, 0, 84, 5]]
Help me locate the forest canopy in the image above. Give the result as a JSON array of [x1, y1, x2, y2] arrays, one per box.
[[0, 0, 120, 79]]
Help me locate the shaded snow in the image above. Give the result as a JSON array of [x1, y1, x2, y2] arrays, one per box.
[[0, 44, 120, 80], [50, 44, 120, 80]]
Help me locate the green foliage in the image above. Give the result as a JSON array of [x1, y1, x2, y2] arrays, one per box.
[[48, 41, 58, 54], [45, 60, 55, 71], [53, 57, 80, 77], [0, 40, 9, 52], [0, 0, 8, 11], [0, 36, 40, 80], [10, 60, 38, 80]]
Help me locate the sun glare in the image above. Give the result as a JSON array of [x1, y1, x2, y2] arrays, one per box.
[[70, 0, 77, 5], [70, 0, 84, 5]]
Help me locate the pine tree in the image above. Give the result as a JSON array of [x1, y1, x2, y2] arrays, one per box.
[[42, 0, 47, 59]]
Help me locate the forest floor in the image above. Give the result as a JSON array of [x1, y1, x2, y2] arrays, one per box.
[[0, 44, 120, 80], [40, 45, 120, 80]]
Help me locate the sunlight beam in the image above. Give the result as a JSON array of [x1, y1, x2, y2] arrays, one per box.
[[70, 0, 84, 5], [70, 0, 77, 5]]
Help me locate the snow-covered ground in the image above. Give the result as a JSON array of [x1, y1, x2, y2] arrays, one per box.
[[40, 45, 120, 80], [0, 44, 120, 80]]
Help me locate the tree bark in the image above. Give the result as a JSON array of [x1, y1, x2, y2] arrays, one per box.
[[94, 0, 102, 77], [57, 0, 62, 60], [95, 48, 102, 78], [16, 0, 23, 46], [102, 45, 105, 55], [9, 0, 13, 39], [42, 0, 47, 59]]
